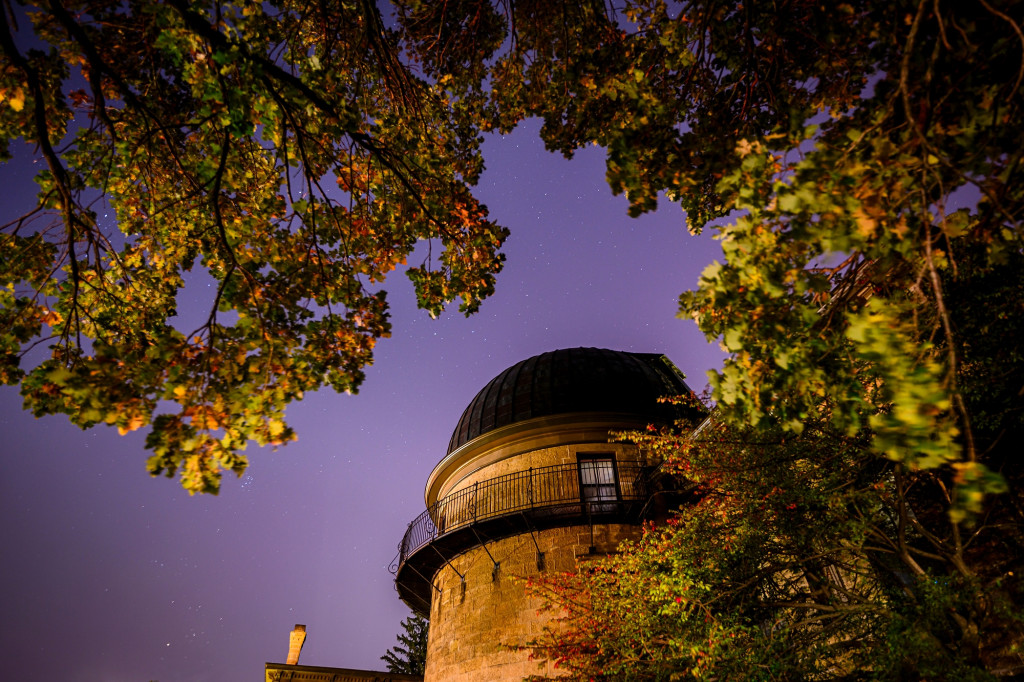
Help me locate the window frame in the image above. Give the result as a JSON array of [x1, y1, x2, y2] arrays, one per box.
[[576, 454, 622, 508]]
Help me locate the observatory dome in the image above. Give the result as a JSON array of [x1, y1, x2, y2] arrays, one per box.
[[447, 347, 695, 455]]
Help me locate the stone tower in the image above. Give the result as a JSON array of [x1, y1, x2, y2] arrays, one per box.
[[392, 348, 699, 681]]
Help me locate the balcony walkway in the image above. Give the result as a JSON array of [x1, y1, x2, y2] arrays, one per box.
[[391, 462, 657, 613]]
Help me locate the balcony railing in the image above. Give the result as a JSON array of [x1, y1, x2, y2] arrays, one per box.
[[395, 461, 651, 570]]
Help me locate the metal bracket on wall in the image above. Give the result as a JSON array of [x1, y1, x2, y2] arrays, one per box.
[[405, 560, 442, 594], [470, 525, 500, 582], [430, 542, 466, 588], [520, 512, 546, 571], [407, 578, 436, 614], [402, 562, 441, 614]]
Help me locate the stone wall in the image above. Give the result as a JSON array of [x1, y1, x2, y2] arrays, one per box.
[[417, 414, 653, 680], [423, 522, 642, 682]]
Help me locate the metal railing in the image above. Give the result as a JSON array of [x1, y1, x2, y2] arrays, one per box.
[[396, 461, 650, 569]]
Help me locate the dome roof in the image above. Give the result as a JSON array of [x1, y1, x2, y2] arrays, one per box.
[[447, 347, 697, 454]]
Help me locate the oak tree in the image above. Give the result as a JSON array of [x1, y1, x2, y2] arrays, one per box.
[[0, 0, 507, 493]]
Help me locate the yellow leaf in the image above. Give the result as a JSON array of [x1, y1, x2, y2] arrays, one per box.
[[8, 88, 25, 112], [41, 308, 63, 326], [268, 419, 284, 437], [117, 414, 145, 435], [735, 139, 756, 157], [853, 208, 877, 237]]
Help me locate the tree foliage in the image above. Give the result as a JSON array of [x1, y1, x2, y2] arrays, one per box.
[[0, 0, 506, 493], [381, 613, 429, 676], [395, 0, 1023, 506], [385, 0, 1024, 677], [4, 0, 1022, 674], [523, 414, 1023, 679]]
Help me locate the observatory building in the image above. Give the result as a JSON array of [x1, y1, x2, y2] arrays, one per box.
[[392, 347, 700, 681]]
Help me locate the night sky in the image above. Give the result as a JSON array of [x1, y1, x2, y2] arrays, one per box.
[[0, 117, 727, 681]]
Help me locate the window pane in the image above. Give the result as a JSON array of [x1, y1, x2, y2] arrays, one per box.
[[579, 457, 617, 502]]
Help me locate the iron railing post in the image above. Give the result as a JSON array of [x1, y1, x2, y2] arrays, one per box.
[[528, 467, 534, 509]]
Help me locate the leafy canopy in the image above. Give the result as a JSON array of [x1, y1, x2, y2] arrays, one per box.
[[394, 0, 1023, 505], [2, 0, 1022, 537], [386, 0, 1024, 678], [6, 0, 1022, 675], [524, 413, 1023, 679], [0, 0, 507, 493]]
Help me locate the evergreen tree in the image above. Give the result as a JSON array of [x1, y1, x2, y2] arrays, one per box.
[[381, 614, 428, 676]]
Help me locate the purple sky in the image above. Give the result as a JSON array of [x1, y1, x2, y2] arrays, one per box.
[[0, 117, 726, 682]]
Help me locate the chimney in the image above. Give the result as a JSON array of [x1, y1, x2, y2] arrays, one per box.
[[286, 624, 306, 665]]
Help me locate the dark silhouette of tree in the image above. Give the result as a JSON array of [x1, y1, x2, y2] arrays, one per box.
[[381, 613, 428, 676]]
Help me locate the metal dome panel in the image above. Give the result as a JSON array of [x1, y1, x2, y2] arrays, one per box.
[[446, 348, 697, 454]]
